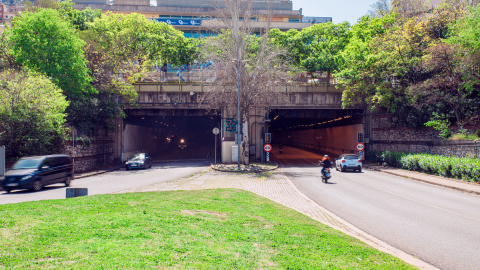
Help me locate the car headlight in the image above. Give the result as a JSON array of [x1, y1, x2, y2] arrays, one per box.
[[21, 175, 33, 181]]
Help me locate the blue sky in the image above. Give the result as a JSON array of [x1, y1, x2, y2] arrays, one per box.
[[292, 0, 377, 25]]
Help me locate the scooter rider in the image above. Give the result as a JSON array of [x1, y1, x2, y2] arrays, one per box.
[[320, 155, 332, 176]]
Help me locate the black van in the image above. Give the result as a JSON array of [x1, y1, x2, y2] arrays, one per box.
[[0, 155, 74, 193]]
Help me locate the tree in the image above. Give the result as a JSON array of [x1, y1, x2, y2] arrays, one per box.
[[298, 22, 351, 82], [409, 43, 480, 129], [199, 0, 292, 165], [0, 70, 69, 160], [9, 8, 94, 98], [391, 0, 429, 18], [67, 12, 197, 133], [336, 15, 398, 109], [368, 0, 391, 18]]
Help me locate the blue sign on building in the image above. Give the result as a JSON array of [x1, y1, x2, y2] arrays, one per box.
[[156, 19, 202, 26]]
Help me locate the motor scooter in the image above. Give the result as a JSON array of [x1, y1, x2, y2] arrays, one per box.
[[321, 168, 331, 183]]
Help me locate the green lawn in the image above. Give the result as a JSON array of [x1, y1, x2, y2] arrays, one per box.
[[0, 189, 417, 269]]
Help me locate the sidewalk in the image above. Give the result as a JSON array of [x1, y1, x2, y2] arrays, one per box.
[[365, 164, 480, 196]]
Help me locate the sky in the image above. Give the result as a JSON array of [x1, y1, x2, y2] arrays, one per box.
[[292, 0, 377, 25]]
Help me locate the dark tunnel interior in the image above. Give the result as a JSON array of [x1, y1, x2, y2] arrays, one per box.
[[124, 114, 221, 161]]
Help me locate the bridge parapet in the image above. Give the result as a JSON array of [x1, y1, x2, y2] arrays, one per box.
[[133, 83, 344, 109]]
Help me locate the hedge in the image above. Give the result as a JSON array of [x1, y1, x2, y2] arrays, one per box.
[[368, 151, 480, 183]]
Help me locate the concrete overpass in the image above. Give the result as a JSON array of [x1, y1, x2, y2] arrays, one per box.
[[115, 82, 366, 163]]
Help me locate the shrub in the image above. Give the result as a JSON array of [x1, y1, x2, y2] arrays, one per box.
[[372, 151, 479, 183], [400, 154, 420, 171]]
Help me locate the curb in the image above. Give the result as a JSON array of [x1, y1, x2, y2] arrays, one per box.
[[368, 166, 480, 196], [74, 165, 123, 179]]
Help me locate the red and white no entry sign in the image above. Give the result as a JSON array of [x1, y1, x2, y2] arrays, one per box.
[[263, 144, 272, 152], [356, 143, 365, 151]]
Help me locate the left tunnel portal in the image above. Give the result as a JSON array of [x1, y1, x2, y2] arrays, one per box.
[[122, 109, 221, 162]]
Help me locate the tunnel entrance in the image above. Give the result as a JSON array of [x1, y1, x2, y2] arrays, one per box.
[[268, 108, 365, 157], [123, 110, 220, 161]]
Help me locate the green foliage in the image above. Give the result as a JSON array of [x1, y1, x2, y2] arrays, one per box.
[[9, 8, 94, 98], [476, 129, 480, 138], [448, 4, 480, 55], [0, 189, 417, 269], [337, 6, 480, 129], [87, 12, 196, 67], [269, 22, 351, 77], [0, 70, 69, 161], [298, 22, 351, 75], [425, 113, 452, 139], [371, 151, 480, 183]]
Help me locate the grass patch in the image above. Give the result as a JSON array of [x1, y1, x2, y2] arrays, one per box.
[[449, 133, 479, 140], [0, 189, 416, 269]]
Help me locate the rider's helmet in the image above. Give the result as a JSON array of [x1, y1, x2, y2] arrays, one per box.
[[324, 155, 329, 158]]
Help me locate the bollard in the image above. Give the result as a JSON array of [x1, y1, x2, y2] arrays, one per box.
[[66, 188, 88, 198]]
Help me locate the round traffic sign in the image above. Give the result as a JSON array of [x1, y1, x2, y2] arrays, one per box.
[[356, 143, 365, 151], [263, 144, 272, 152], [212, 127, 219, 135]]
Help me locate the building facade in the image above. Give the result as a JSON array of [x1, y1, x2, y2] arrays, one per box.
[[73, 0, 331, 37]]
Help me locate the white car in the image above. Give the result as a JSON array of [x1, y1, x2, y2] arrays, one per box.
[[335, 154, 362, 172]]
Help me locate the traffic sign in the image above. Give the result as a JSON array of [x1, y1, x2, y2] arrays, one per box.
[[356, 143, 365, 151], [212, 127, 219, 135], [263, 144, 272, 152]]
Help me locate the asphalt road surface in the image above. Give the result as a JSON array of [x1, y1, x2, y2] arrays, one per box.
[[1, 161, 209, 205], [273, 146, 480, 270]]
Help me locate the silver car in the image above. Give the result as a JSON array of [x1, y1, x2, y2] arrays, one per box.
[[335, 154, 362, 172]]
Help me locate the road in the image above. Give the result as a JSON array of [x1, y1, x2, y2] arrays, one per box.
[[273, 146, 480, 270], [0, 161, 209, 205]]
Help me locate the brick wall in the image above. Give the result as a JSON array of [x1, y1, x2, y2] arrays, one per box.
[[370, 114, 480, 158]]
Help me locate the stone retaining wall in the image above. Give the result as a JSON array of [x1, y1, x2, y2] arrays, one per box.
[[63, 129, 116, 173], [370, 114, 480, 158]]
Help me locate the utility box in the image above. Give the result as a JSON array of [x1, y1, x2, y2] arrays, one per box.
[[231, 145, 239, 162], [66, 188, 88, 198]]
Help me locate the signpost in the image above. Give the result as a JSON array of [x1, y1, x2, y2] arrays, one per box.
[[213, 128, 219, 165], [264, 144, 272, 162], [356, 143, 365, 160]]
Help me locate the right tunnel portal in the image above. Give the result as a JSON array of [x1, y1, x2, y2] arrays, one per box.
[[268, 108, 366, 158]]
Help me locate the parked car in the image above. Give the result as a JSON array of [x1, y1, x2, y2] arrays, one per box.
[[335, 154, 362, 172], [125, 153, 152, 170], [0, 155, 74, 193]]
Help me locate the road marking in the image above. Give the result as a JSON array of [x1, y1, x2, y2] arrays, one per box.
[[339, 171, 480, 223]]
